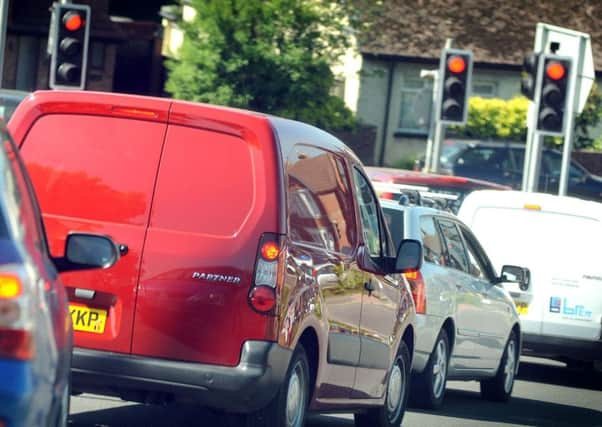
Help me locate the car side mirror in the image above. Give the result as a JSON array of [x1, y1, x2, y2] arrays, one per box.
[[498, 265, 530, 291], [53, 233, 120, 273], [394, 239, 423, 273]]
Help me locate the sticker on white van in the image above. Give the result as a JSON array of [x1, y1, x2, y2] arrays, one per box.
[[549, 296, 593, 321]]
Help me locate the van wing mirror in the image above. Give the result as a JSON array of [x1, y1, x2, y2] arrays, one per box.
[[53, 233, 120, 273], [498, 265, 530, 291], [394, 239, 423, 273]]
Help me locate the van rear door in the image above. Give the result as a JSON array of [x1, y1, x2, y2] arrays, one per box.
[[131, 105, 281, 366], [18, 110, 167, 354]]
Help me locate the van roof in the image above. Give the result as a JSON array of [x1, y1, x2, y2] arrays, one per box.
[[460, 190, 602, 219], [8, 90, 358, 164]]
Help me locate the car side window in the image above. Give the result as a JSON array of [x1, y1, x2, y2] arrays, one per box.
[[420, 215, 446, 266], [352, 168, 383, 258], [287, 145, 357, 254], [459, 226, 496, 282], [436, 218, 469, 273]]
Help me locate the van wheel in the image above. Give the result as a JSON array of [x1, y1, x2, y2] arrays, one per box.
[[480, 331, 517, 402], [242, 344, 310, 427], [354, 341, 410, 427], [411, 329, 449, 409]]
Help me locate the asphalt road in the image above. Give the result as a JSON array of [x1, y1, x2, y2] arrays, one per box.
[[69, 357, 602, 427]]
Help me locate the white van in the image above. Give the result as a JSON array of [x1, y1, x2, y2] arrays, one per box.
[[458, 190, 602, 367]]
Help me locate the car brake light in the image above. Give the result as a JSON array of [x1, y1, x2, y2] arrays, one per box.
[[249, 286, 276, 313], [404, 270, 426, 314], [0, 328, 34, 360], [0, 273, 35, 360], [249, 233, 284, 315]]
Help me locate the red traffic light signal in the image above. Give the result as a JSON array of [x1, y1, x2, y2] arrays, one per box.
[[438, 48, 473, 124], [447, 56, 466, 74], [49, 3, 91, 90], [545, 61, 566, 81], [63, 11, 83, 31], [536, 54, 572, 135]]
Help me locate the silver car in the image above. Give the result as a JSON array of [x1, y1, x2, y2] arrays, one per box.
[[380, 198, 527, 409]]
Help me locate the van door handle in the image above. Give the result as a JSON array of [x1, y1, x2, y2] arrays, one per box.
[[119, 244, 129, 256]]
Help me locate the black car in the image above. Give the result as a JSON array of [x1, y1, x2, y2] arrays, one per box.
[[418, 140, 602, 201]]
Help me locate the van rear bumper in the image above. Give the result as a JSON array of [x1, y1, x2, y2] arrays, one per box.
[[71, 341, 292, 413], [522, 333, 602, 361]]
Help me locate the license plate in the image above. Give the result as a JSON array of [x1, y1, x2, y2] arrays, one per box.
[[515, 302, 529, 315], [69, 305, 107, 334]]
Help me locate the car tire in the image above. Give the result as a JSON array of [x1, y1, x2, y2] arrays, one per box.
[[354, 341, 411, 427], [240, 343, 310, 427], [410, 329, 449, 409], [480, 331, 518, 402]]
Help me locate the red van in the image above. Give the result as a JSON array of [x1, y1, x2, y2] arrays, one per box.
[[9, 91, 420, 427]]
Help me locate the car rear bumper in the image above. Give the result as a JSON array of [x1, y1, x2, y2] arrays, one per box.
[[522, 333, 602, 361], [71, 340, 292, 413]]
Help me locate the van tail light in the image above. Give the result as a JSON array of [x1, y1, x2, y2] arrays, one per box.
[[0, 273, 34, 360], [404, 270, 426, 314], [249, 233, 285, 314]]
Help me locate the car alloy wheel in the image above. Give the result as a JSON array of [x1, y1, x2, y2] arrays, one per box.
[[432, 338, 448, 399], [503, 339, 516, 394]]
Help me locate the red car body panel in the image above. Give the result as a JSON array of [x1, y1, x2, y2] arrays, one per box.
[[366, 167, 511, 191]]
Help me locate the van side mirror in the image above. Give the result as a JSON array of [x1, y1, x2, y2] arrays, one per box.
[[53, 233, 120, 273], [395, 239, 423, 273], [498, 265, 530, 291]]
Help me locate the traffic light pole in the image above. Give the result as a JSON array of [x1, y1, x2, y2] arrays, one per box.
[[558, 37, 585, 196], [429, 38, 454, 174]]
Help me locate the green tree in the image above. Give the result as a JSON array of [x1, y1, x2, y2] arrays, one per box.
[[165, 0, 362, 131]]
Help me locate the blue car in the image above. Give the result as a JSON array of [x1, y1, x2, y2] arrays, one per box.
[[0, 126, 120, 427]]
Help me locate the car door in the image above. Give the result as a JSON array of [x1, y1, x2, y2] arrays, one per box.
[[458, 224, 512, 368], [436, 217, 488, 369], [19, 113, 167, 354], [351, 168, 402, 399], [286, 145, 363, 400]]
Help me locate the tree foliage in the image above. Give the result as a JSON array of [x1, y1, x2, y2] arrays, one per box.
[[451, 85, 602, 151], [165, 0, 365, 131]]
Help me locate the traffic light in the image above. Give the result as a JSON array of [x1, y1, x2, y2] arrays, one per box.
[[535, 54, 572, 135], [49, 3, 91, 90], [520, 52, 540, 100], [438, 49, 473, 124]]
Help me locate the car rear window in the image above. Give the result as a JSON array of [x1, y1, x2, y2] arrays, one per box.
[[382, 207, 404, 251]]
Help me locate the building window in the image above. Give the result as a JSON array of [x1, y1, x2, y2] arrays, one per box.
[[472, 81, 497, 98], [397, 79, 432, 135]]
